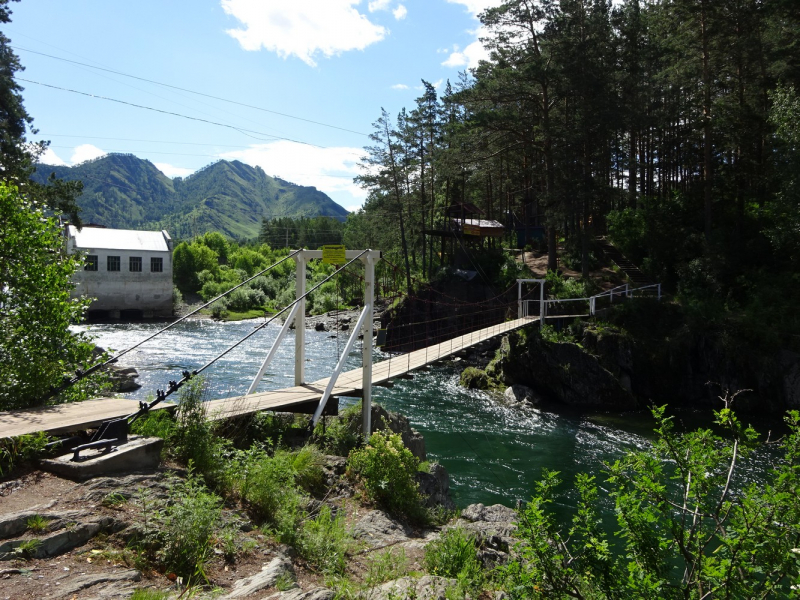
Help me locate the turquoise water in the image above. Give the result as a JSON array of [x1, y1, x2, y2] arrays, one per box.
[[72, 320, 775, 509]]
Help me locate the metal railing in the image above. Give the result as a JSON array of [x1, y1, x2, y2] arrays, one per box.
[[518, 280, 662, 327]]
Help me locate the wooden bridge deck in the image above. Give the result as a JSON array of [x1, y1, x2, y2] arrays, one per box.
[[0, 316, 539, 438]]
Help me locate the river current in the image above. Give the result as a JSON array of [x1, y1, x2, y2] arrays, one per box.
[[71, 319, 777, 509]]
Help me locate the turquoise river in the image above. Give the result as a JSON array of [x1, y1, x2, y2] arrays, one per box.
[[71, 319, 779, 510]]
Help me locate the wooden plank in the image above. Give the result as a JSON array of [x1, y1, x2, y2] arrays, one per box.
[[0, 398, 177, 438], [0, 316, 540, 437]]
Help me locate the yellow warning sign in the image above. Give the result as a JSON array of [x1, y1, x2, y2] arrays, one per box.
[[463, 224, 481, 236], [322, 244, 346, 264]]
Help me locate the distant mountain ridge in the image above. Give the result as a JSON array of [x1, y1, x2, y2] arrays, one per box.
[[33, 154, 349, 239]]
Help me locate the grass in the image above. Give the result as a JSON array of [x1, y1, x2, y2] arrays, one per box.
[[129, 590, 172, 600], [101, 492, 128, 508], [15, 538, 41, 559], [424, 527, 483, 595], [296, 506, 351, 576], [25, 515, 49, 534], [364, 548, 410, 588]]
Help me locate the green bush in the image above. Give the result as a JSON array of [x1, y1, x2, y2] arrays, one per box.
[[227, 287, 267, 311], [223, 444, 325, 543], [500, 407, 800, 599], [424, 526, 483, 593], [297, 505, 351, 575], [313, 404, 361, 456], [131, 408, 176, 440], [347, 430, 425, 521], [0, 432, 50, 477], [151, 471, 222, 584], [459, 366, 490, 390], [173, 377, 225, 480], [209, 299, 229, 319]]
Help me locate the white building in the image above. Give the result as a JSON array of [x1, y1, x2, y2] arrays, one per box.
[[66, 225, 174, 318]]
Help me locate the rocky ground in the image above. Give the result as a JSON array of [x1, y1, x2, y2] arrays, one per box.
[[0, 401, 521, 599], [0, 469, 517, 599]]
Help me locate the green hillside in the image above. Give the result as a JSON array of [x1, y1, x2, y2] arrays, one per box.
[[33, 154, 349, 239]]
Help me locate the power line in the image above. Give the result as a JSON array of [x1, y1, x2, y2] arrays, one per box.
[[18, 77, 326, 149], [13, 45, 369, 137]]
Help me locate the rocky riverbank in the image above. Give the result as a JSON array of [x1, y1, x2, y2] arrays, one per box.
[[456, 307, 800, 415], [0, 404, 525, 599]]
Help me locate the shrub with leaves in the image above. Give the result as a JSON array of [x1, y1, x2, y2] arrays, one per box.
[[147, 470, 222, 584], [297, 505, 351, 575], [501, 406, 800, 599], [347, 430, 425, 521], [0, 432, 50, 476], [424, 526, 482, 579]]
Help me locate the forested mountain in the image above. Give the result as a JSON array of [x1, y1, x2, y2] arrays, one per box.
[[33, 154, 349, 239]]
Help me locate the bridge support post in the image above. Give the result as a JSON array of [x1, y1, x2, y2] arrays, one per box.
[[540, 281, 545, 330], [362, 255, 375, 437], [295, 253, 307, 386]]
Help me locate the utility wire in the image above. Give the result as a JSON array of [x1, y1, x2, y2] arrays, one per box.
[[18, 77, 326, 148], [13, 46, 369, 137]]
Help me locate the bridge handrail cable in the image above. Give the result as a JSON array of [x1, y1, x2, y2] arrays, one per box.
[[41, 249, 304, 404]]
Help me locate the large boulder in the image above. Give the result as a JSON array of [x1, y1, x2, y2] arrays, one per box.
[[497, 331, 637, 410]]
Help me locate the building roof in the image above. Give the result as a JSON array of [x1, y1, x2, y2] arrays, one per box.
[[67, 225, 171, 252], [455, 218, 505, 230]]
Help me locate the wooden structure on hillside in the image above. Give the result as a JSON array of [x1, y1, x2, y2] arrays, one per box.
[[424, 203, 506, 269]]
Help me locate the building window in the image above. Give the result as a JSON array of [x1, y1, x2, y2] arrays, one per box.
[[85, 255, 98, 271], [129, 256, 142, 272], [107, 256, 120, 271], [151, 257, 163, 272]]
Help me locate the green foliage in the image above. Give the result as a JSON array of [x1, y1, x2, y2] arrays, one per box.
[[347, 430, 425, 521], [296, 505, 351, 575], [130, 408, 176, 441], [459, 366, 490, 390], [129, 590, 172, 600], [544, 271, 598, 300], [25, 515, 49, 534], [15, 538, 41, 559], [501, 406, 800, 599], [149, 471, 222, 584], [0, 182, 102, 410], [32, 157, 349, 240], [171, 378, 226, 482], [173, 241, 219, 293], [0, 432, 50, 477], [313, 404, 361, 456], [539, 324, 579, 345], [260, 215, 345, 249], [364, 548, 410, 588], [424, 527, 482, 585], [222, 443, 325, 543]]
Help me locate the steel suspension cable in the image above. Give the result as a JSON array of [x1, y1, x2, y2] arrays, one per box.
[[180, 250, 370, 392]]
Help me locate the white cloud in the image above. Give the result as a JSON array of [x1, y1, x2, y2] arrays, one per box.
[[219, 141, 367, 208], [39, 147, 67, 166], [440, 0, 502, 69], [445, 0, 503, 18], [391, 83, 409, 90], [393, 4, 407, 19], [71, 144, 106, 165], [221, 0, 386, 67], [442, 38, 489, 68], [368, 0, 390, 11], [155, 163, 195, 179]]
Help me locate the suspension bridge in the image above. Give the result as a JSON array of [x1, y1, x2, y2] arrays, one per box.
[[0, 248, 661, 442]]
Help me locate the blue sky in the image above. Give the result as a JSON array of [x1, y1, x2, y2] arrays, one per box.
[[5, 0, 501, 212]]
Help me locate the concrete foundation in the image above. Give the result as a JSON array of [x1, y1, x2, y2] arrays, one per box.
[[39, 436, 164, 481]]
